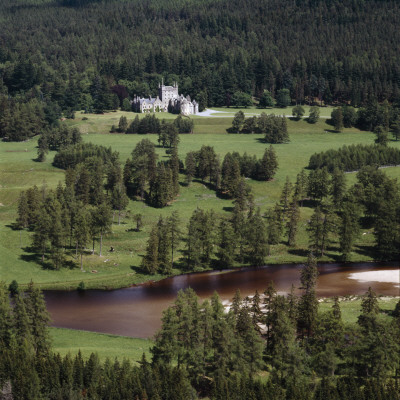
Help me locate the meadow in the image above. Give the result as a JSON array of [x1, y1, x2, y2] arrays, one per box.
[[1, 107, 400, 290], [50, 327, 152, 363]]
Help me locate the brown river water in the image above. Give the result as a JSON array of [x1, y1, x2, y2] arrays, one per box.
[[45, 262, 400, 338]]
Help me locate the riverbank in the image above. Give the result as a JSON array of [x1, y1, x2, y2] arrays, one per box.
[[49, 295, 399, 363], [44, 262, 400, 338]]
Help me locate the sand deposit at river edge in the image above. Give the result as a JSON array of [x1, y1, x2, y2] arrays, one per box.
[[348, 270, 400, 287]]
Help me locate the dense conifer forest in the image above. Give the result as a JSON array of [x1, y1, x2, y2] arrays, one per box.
[[1, 0, 400, 116]]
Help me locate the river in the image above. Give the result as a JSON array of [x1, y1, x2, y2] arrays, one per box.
[[45, 262, 400, 338]]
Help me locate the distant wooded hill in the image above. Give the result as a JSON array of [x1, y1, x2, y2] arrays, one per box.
[[0, 0, 400, 107]]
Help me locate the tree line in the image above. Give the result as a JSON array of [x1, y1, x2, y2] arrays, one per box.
[[111, 114, 193, 136], [329, 101, 400, 134], [1, 276, 399, 399], [308, 144, 400, 172]]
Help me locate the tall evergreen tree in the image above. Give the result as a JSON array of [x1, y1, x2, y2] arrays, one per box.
[[142, 225, 159, 275], [297, 253, 319, 339]]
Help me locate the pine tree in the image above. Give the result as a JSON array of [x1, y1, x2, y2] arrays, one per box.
[[91, 202, 112, 256], [169, 146, 180, 197], [133, 213, 143, 232], [339, 197, 361, 261], [185, 152, 196, 186], [231, 111, 245, 133], [167, 211, 182, 270], [142, 226, 159, 274], [266, 204, 283, 248], [257, 145, 278, 181], [13, 293, 33, 347], [0, 283, 13, 348], [111, 182, 129, 224], [331, 168, 346, 208], [217, 217, 236, 268], [118, 115, 128, 132], [24, 282, 51, 356], [32, 203, 52, 264], [16, 191, 29, 230], [156, 216, 171, 274], [246, 208, 268, 266], [297, 253, 319, 338], [73, 207, 90, 271], [286, 196, 300, 246], [279, 176, 293, 222]]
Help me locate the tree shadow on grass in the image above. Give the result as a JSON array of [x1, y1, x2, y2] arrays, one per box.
[[301, 199, 320, 208], [353, 244, 376, 259], [20, 253, 54, 270], [287, 248, 310, 258], [5, 223, 20, 231]]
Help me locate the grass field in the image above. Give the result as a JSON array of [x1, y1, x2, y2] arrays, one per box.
[[1, 107, 400, 289], [50, 327, 152, 362]]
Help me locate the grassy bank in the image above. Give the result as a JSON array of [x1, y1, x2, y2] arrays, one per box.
[[319, 296, 399, 325], [50, 327, 152, 362], [1, 108, 400, 289]]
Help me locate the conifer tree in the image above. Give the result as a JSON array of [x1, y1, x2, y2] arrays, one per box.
[[111, 182, 129, 224], [294, 169, 308, 207], [16, 191, 29, 230], [266, 204, 283, 248], [339, 197, 361, 261], [142, 225, 159, 274], [13, 293, 33, 347], [169, 146, 180, 197], [297, 253, 319, 338], [32, 203, 52, 264], [90, 202, 112, 256], [331, 168, 346, 208], [118, 115, 128, 132], [133, 213, 143, 232], [167, 211, 182, 270], [279, 176, 293, 222], [216, 217, 236, 268], [184, 152, 196, 186], [231, 111, 245, 133], [156, 216, 171, 274], [73, 207, 90, 271], [0, 283, 13, 348], [257, 145, 278, 181], [246, 208, 268, 266], [24, 282, 51, 356], [286, 196, 300, 246]]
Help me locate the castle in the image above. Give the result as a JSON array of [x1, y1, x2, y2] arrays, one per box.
[[132, 81, 199, 115]]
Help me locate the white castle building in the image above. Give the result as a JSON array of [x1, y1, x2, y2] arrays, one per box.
[[132, 81, 198, 115]]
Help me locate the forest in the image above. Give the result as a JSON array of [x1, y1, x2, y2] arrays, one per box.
[[1, 0, 400, 119], [1, 267, 400, 399]]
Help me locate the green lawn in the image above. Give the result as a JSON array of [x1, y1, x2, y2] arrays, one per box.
[[1, 110, 400, 289], [50, 327, 152, 363]]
